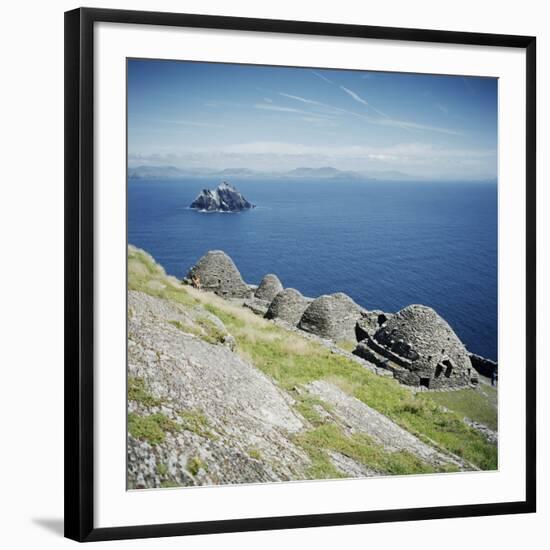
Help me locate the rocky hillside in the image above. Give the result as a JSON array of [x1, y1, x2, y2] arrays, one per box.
[[127, 246, 497, 490]]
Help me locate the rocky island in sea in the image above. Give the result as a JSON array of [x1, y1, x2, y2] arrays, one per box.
[[190, 181, 254, 212]]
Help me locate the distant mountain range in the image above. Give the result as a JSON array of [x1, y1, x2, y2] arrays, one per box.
[[128, 165, 416, 181]]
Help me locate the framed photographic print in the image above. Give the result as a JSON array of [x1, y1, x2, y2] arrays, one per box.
[[65, 7, 536, 542]]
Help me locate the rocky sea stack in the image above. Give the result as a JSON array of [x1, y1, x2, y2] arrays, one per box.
[[190, 181, 254, 212]]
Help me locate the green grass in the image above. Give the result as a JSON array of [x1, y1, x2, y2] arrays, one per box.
[[248, 448, 262, 460], [160, 480, 180, 488], [178, 409, 217, 439], [128, 412, 181, 445], [169, 315, 227, 347], [293, 392, 334, 427], [421, 388, 498, 430], [128, 376, 162, 408], [157, 462, 168, 476], [195, 316, 227, 345], [202, 302, 496, 470], [168, 320, 203, 337], [295, 424, 446, 478], [128, 246, 198, 307], [337, 340, 357, 353], [187, 456, 206, 476], [128, 246, 497, 472]]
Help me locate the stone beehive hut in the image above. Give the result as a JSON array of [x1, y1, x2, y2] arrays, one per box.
[[356, 304, 476, 389], [265, 288, 309, 326], [355, 310, 393, 342], [254, 274, 283, 302], [186, 250, 250, 299], [298, 292, 363, 341]]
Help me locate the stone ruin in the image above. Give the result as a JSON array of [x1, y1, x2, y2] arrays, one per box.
[[243, 273, 285, 316], [265, 288, 310, 326], [255, 274, 283, 302], [354, 304, 478, 389], [186, 250, 251, 299], [355, 310, 393, 341], [298, 293, 363, 342], [184, 250, 493, 391]]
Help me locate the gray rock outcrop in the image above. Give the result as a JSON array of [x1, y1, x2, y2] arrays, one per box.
[[298, 292, 363, 341], [255, 274, 283, 302], [265, 288, 309, 326], [354, 304, 477, 389], [127, 290, 310, 489], [186, 250, 251, 298], [190, 181, 254, 212]]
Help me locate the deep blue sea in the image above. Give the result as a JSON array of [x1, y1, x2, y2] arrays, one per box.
[[128, 178, 498, 360]]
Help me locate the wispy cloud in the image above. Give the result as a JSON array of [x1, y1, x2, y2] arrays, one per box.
[[159, 119, 225, 128], [339, 85, 391, 119], [258, 97, 337, 124], [300, 116, 338, 127], [253, 103, 310, 115], [278, 88, 462, 136], [376, 118, 462, 135], [435, 103, 449, 115], [462, 77, 475, 94], [311, 70, 334, 84], [278, 92, 328, 108]]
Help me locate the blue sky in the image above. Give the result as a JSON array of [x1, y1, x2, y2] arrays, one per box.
[[128, 59, 498, 180]]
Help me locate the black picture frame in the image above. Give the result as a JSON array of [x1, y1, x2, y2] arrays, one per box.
[[65, 7, 537, 543]]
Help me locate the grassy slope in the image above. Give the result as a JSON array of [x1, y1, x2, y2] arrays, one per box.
[[128, 246, 497, 474], [423, 386, 498, 430]]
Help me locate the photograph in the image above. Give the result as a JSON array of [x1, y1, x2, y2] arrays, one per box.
[[126, 58, 499, 490]]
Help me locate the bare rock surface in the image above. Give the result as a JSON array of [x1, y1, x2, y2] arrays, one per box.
[[464, 418, 498, 445], [306, 380, 467, 469], [128, 290, 310, 488], [327, 451, 381, 478]]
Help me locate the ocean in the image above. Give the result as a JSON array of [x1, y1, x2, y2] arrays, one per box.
[[128, 178, 498, 361]]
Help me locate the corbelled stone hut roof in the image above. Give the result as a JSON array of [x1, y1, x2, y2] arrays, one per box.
[[355, 310, 393, 342], [265, 288, 309, 326], [372, 304, 472, 383], [186, 250, 250, 298], [255, 274, 283, 302], [298, 292, 363, 341]]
